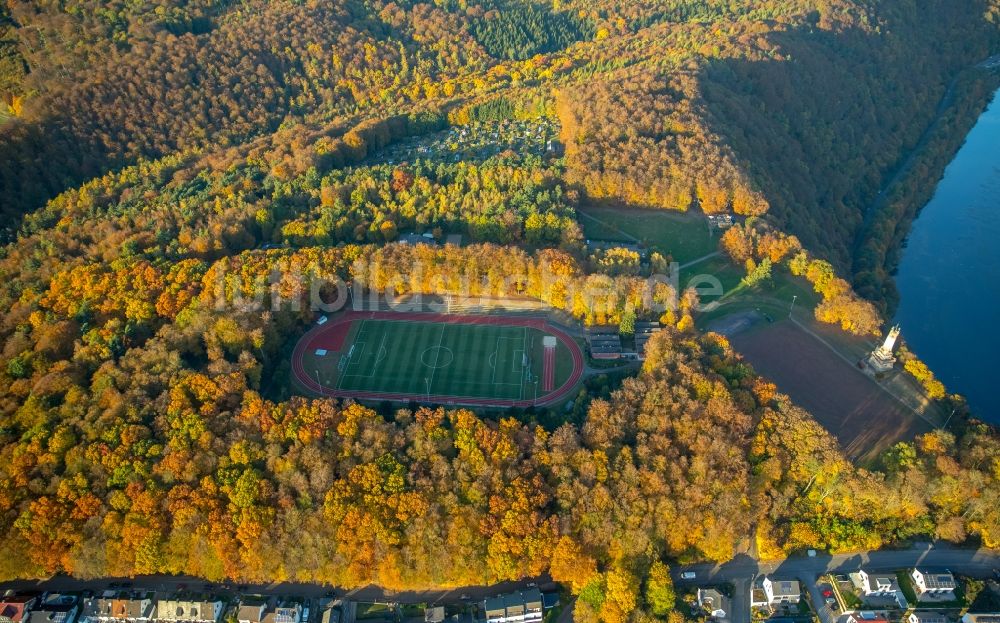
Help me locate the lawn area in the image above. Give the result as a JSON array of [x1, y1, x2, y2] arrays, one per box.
[[578, 205, 720, 265], [401, 604, 425, 618], [896, 571, 967, 609], [356, 603, 392, 620], [694, 264, 821, 327], [681, 255, 743, 303], [825, 574, 863, 610], [897, 571, 920, 604]]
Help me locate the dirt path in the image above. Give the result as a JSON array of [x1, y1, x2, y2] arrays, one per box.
[[679, 250, 721, 269]]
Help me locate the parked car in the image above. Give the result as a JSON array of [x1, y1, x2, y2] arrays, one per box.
[[680, 572, 697, 580]]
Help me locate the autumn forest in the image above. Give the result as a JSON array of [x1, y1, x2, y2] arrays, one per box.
[[1, 0, 999, 621]]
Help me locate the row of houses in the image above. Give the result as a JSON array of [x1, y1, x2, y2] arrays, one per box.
[[850, 568, 959, 608], [482, 589, 557, 623], [0, 594, 79, 623], [692, 568, 965, 623], [0, 593, 310, 623]]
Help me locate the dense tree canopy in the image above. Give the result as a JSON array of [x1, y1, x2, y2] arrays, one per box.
[[0, 0, 999, 620]]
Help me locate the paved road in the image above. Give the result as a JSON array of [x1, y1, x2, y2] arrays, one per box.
[[803, 572, 835, 623], [0, 574, 556, 609], [4, 545, 999, 618], [674, 544, 1000, 623]]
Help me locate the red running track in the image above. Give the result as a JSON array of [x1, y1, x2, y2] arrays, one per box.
[[291, 310, 584, 408], [542, 345, 555, 392]]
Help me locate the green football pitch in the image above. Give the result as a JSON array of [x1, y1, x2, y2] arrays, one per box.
[[295, 314, 582, 405]]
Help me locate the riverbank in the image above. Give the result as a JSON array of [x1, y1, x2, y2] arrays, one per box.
[[852, 59, 1000, 314], [892, 86, 1000, 420]]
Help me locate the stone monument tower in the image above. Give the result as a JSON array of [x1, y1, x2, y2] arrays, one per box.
[[867, 325, 900, 374]]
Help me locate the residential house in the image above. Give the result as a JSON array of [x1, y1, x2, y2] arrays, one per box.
[[0, 596, 37, 623], [262, 604, 302, 623], [849, 570, 908, 608], [962, 614, 1000, 623], [238, 601, 301, 623], [846, 614, 890, 623], [237, 602, 267, 623], [908, 612, 950, 623], [80, 594, 153, 623], [155, 599, 222, 623], [424, 607, 445, 623], [750, 577, 801, 608], [911, 570, 958, 600], [697, 589, 730, 622], [482, 589, 543, 623], [24, 596, 78, 623]]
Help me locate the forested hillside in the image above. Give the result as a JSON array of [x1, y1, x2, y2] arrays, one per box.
[[1, 0, 999, 620]]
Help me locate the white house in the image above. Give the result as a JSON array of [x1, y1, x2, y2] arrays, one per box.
[[751, 577, 801, 607], [910, 570, 957, 600], [849, 570, 908, 608]]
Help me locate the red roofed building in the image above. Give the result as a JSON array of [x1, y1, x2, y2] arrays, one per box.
[[0, 596, 37, 623]]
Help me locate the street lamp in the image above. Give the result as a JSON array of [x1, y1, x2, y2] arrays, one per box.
[[941, 407, 957, 430], [789, 295, 798, 318], [315, 369, 322, 391], [425, 377, 431, 402]]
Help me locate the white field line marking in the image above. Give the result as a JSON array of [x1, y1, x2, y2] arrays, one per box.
[[425, 322, 448, 396], [364, 332, 389, 379], [490, 335, 503, 384], [520, 327, 528, 401]]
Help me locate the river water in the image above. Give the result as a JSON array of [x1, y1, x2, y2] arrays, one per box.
[[893, 88, 1000, 421]]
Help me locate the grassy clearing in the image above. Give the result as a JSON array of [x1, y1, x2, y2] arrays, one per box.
[[694, 265, 821, 328], [579, 205, 720, 265], [681, 255, 743, 301]]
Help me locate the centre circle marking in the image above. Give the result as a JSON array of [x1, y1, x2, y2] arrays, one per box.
[[420, 346, 454, 369]]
